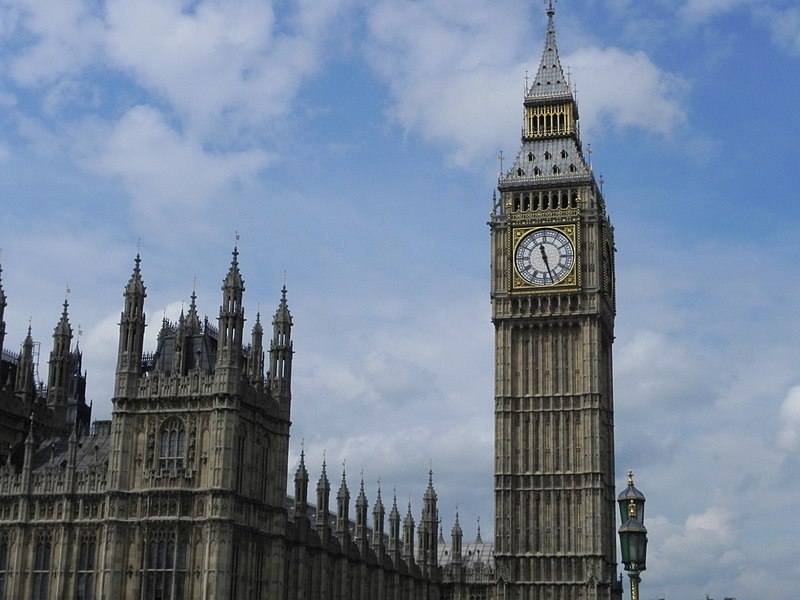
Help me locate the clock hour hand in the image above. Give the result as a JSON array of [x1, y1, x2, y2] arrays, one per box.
[[539, 245, 554, 283]]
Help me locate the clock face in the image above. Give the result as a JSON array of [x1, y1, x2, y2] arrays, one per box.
[[515, 228, 575, 286]]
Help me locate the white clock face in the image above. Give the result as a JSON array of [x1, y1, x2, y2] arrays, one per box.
[[515, 228, 575, 286]]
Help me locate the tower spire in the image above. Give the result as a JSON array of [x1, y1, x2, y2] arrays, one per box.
[[215, 246, 246, 391], [47, 297, 73, 411], [490, 5, 618, 597], [0, 258, 6, 353], [115, 253, 146, 398], [269, 285, 293, 410], [15, 325, 36, 402]]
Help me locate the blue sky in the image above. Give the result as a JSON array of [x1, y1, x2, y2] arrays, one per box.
[[2, 0, 800, 597]]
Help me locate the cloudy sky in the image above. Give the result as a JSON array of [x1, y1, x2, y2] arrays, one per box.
[[1, 0, 799, 597]]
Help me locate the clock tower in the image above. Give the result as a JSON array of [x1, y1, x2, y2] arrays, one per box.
[[491, 5, 620, 600]]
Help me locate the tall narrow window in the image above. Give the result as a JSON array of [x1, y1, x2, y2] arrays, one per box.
[[160, 419, 186, 471], [235, 434, 246, 493], [76, 536, 96, 600], [144, 531, 187, 600], [32, 538, 51, 600], [0, 536, 8, 600], [229, 544, 240, 599]]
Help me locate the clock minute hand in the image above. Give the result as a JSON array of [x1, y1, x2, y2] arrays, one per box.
[[539, 244, 555, 283]]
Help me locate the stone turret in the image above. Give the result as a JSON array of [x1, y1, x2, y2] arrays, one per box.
[[420, 469, 439, 577], [248, 311, 265, 385], [0, 262, 6, 353], [336, 466, 351, 545], [372, 484, 386, 554], [403, 502, 415, 566], [451, 511, 463, 567], [316, 458, 331, 543], [388, 492, 401, 564], [15, 326, 36, 403], [269, 285, 292, 409], [114, 254, 146, 398], [294, 448, 309, 523], [355, 477, 369, 554], [47, 298, 73, 414], [215, 247, 245, 392]]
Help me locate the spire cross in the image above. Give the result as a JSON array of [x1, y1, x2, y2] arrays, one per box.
[[498, 150, 504, 174], [136, 237, 141, 254]]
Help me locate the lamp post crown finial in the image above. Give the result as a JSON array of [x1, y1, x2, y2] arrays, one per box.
[[627, 470, 634, 486]]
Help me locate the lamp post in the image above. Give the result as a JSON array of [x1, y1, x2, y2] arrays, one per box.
[[618, 470, 647, 600]]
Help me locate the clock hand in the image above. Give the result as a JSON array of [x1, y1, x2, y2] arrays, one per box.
[[539, 245, 554, 283]]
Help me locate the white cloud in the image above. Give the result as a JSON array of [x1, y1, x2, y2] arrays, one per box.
[[103, 0, 321, 138], [74, 105, 272, 221], [777, 385, 800, 453], [364, 0, 688, 166], [567, 47, 688, 138], [7, 0, 105, 86], [679, 0, 752, 23], [757, 6, 800, 57]]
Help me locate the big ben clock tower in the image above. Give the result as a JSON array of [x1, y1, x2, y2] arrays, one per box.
[[491, 4, 620, 600]]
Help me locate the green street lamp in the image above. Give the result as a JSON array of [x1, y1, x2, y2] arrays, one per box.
[[618, 470, 647, 600]]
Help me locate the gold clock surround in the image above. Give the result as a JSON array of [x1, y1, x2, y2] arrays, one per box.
[[511, 224, 579, 291]]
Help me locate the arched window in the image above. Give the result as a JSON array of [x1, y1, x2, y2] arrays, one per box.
[[32, 537, 51, 600], [160, 419, 186, 471], [144, 530, 188, 600], [76, 535, 96, 600]]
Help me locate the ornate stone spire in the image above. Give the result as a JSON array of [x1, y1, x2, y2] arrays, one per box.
[[336, 464, 351, 542], [15, 325, 36, 401], [372, 482, 386, 551], [527, 2, 572, 102], [499, 2, 590, 192], [355, 475, 369, 550], [0, 259, 6, 353], [403, 501, 416, 564], [451, 509, 463, 565], [389, 490, 401, 561], [217, 246, 245, 372], [248, 310, 264, 384], [115, 253, 146, 398], [269, 285, 293, 407], [294, 447, 309, 520], [48, 297, 73, 408], [316, 455, 331, 533]]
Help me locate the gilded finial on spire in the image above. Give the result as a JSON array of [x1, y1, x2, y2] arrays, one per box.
[[627, 469, 634, 486]]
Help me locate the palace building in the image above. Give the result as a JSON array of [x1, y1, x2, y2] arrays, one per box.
[[0, 4, 621, 599]]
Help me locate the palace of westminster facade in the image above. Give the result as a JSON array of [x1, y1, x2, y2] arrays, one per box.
[[0, 6, 625, 600]]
